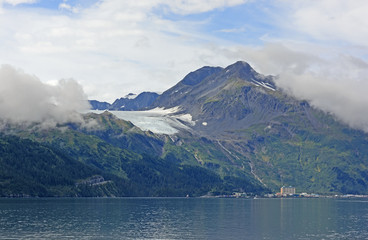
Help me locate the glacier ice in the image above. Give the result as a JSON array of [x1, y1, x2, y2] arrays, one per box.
[[91, 107, 194, 135]]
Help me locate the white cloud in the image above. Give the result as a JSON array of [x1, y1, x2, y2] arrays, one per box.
[[0, 65, 90, 125], [0, 0, 248, 102], [162, 0, 250, 14], [222, 43, 368, 132], [276, 58, 368, 132], [91, 0, 249, 15], [59, 3, 80, 14], [217, 27, 246, 33], [278, 0, 368, 48], [2, 0, 37, 6]]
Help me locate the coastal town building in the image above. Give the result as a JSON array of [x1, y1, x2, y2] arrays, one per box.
[[280, 186, 296, 195]]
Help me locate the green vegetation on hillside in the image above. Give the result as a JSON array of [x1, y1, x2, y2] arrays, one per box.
[[0, 134, 122, 197], [231, 110, 368, 194], [0, 115, 268, 197]]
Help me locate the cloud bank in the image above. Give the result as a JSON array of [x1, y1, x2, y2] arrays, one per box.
[[276, 54, 368, 132], [0, 0, 251, 102], [0, 65, 90, 126], [286, 0, 368, 48], [225, 43, 368, 132]]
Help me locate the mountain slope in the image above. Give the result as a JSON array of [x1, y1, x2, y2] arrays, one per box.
[[235, 111, 368, 194], [151, 61, 368, 194], [0, 134, 123, 197], [0, 111, 267, 197]]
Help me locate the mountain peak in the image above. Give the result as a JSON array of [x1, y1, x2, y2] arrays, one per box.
[[227, 60, 252, 69], [181, 66, 223, 86], [124, 93, 138, 99], [224, 61, 256, 76]]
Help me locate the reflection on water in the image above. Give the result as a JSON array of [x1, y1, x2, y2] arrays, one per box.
[[0, 198, 368, 239]]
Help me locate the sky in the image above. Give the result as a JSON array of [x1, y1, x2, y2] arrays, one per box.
[[1, 0, 368, 131]]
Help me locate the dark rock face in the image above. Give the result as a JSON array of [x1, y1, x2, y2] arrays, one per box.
[[181, 66, 222, 86], [90, 92, 159, 111], [109, 92, 159, 111], [89, 100, 111, 110]]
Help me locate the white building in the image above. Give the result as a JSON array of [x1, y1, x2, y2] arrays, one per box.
[[280, 186, 296, 195]]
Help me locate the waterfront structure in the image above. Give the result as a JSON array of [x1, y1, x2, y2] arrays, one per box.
[[280, 186, 296, 195]]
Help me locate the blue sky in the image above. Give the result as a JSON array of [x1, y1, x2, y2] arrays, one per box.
[[1, 0, 368, 131], [155, 1, 276, 45], [3, 0, 95, 10], [11, 0, 63, 9]]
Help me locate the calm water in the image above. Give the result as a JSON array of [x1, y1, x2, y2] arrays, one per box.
[[1, 198, 368, 239]]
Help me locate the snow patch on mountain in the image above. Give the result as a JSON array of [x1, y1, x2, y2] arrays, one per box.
[[251, 80, 276, 91]]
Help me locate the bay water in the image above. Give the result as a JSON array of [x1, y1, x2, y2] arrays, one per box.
[[1, 198, 368, 239]]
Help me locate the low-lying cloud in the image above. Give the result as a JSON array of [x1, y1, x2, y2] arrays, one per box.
[[0, 64, 90, 127], [228, 44, 368, 132], [276, 55, 368, 132]]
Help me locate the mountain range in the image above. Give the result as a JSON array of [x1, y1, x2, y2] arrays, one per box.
[[90, 92, 159, 111], [2, 61, 368, 197]]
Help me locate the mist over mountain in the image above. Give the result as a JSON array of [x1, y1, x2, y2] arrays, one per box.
[[226, 44, 368, 133]]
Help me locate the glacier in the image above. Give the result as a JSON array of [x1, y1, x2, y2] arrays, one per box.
[[91, 107, 194, 135]]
